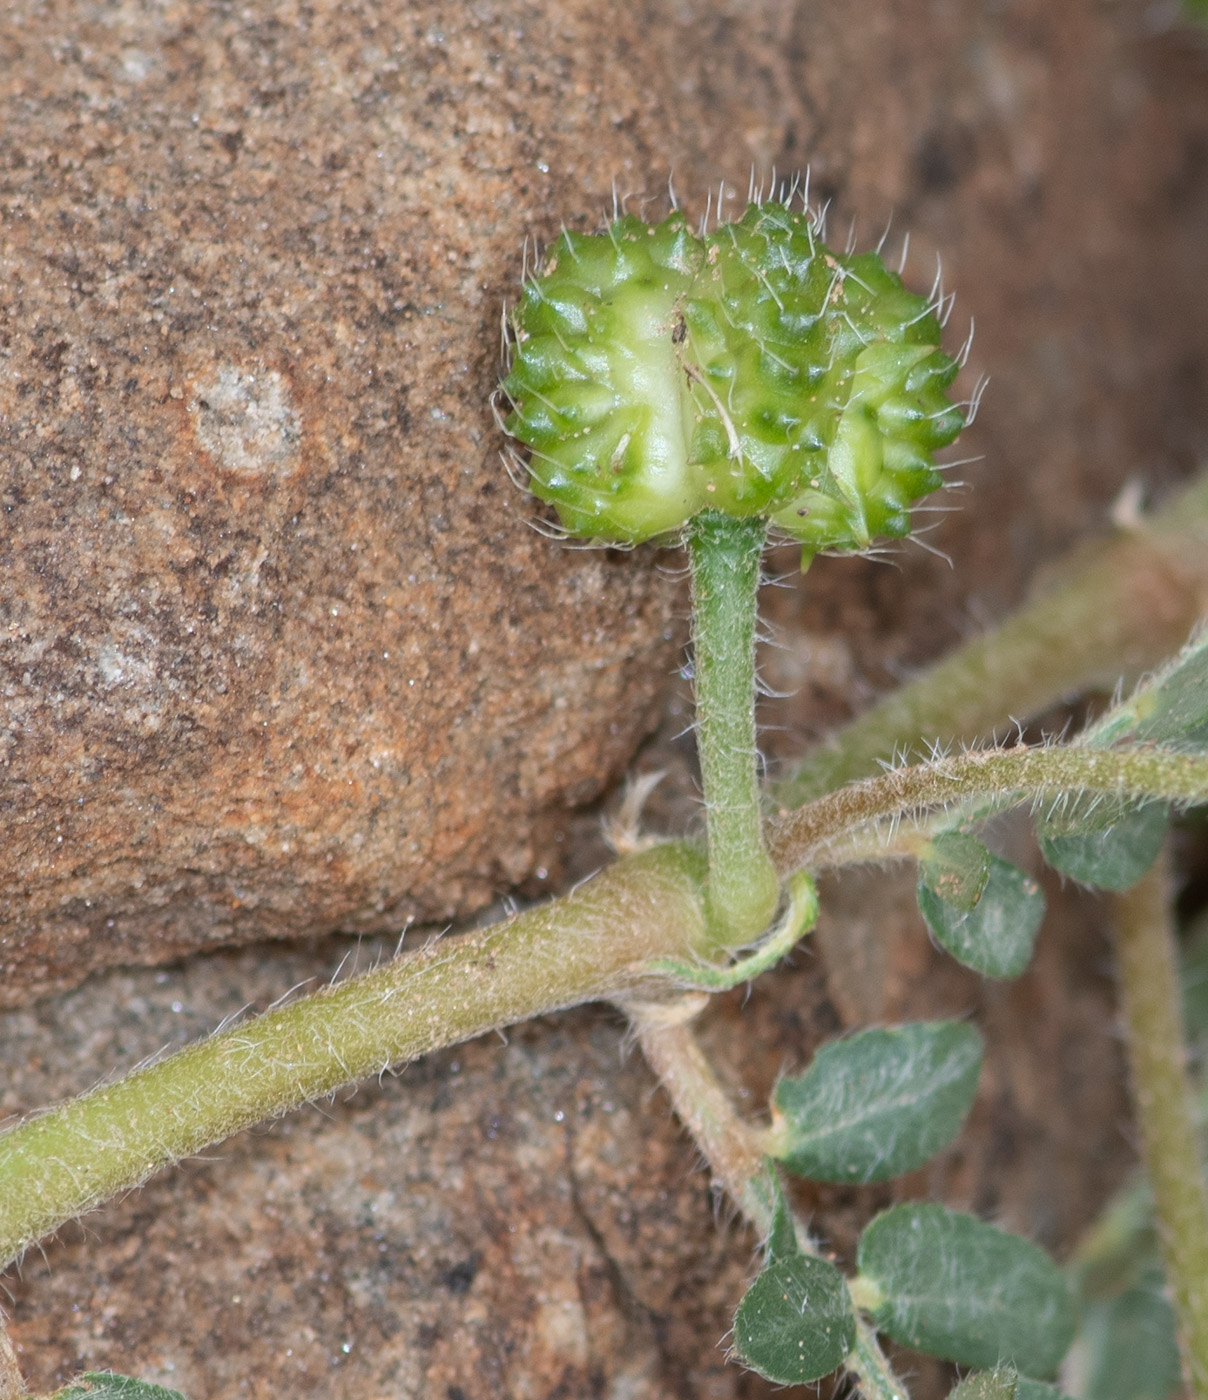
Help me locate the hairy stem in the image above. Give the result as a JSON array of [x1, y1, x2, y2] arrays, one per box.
[[632, 1002, 775, 1229], [846, 1329, 909, 1400], [767, 743, 1208, 877], [688, 510, 780, 945], [631, 1008, 908, 1400], [0, 1322, 23, 1399], [0, 844, 708, 1271], [774, 470, 1208, 809], [1113, 851, 1208, 1398]]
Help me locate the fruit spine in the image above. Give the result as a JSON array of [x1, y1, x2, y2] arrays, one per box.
[[501, 199, 965, 562]]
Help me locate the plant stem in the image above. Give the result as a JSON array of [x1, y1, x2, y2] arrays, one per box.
[[774, 470, 1208, 809], [1113, 850, 1208, 1398], [632, 1001, 776, 1229], [0, 1321, 23, 1399], [688, 510, 780, 946], [0, 844, 708, 1272], [766, 743, 1208, 877], [846, 1329, 909, 1400], [631, 1007, 909, 1400]]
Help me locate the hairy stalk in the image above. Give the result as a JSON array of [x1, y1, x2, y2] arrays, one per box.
[[846, 1329, 908, 1400], [801, 813, 936, 871], [0, 845, 708, 1271], [0, 1323, 23, 1399], [631, 1008, 908, 1400], [1114, 851, 1208, 1398], [767, 743, 1208, 877], [688, 510, 780, 945], [775, 470, 1208, 809], [630, 998, 775, 1228]]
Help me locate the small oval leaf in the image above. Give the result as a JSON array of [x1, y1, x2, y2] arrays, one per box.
[[917, 854, 1046, 979], [732, 1180, 857, 1384], [1073, 1288, 1181, 1400], [1087, 633, 1208, 751], [733, 1253, 857, 1383], [1131, 636, 1208, 748], [920, 832, 993, 912], [948, 1371, 1073, 1400], [771, 1021, 984, 1183], [856, 1202, 1075, 1376], [1036, 799, 1168, 892]]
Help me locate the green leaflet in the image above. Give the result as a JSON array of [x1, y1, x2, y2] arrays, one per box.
[[1035, 631, 1206, 888], [731, 1178, 856, 1383], [1085, 632, 1208, 752], [502, 201, 963, 559], [48, 1375, 188, 1400], [770, 1021, 983, 1183], [1072, 1286, 1181, 1400], [918, 830, 992, 912], [949, 1372, 1020, 1400], [917, 844, 1046, 979], [1036, 798, 1168, 891], [1015, 1382, 1073, 1400], [1067, 1180, 1181, 1400], [856, 1202, 1076, 1375]]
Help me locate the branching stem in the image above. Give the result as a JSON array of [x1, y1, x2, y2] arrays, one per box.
[[4, 476, 1207, 1395], [630, 1003, 775, 1229], [1113, 851, 1208, 1399], [774, 470, 1208, 808], [0, 844, 709, 1272], [0, 1323, 23, 1399], [846, 1329, 909, 1400], [631, 1007, 909, 1400], [767, 743, 1208, 876], [688, 510, 780, 946]]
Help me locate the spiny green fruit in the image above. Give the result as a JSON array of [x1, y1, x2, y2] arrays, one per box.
[[500, 200, 965, 562]]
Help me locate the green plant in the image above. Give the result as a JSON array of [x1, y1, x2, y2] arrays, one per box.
[[1, 195, 1207, 1400], [1064, 897, 1208, 1398]]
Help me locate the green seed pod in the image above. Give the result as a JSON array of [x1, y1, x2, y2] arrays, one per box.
[[501, 200, 966, 563]]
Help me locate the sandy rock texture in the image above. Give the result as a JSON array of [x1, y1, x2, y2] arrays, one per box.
[[0, 0, 784, 1003], [0, 862, 1146, 1400], [3, 1, 1208, 1399], [2, 0, 1206, 1003]]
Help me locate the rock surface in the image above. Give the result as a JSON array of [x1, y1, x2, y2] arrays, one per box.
[[0, 864, 1138, 1400], [2, 1, 1208, 1399], [2, 0, 1207, 1003], [0, 0, 764, 1002]]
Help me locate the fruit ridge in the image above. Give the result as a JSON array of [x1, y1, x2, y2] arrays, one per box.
[[501, 200, 964, 561]]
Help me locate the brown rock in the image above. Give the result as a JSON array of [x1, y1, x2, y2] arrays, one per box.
[[0, 0, 783, 1004], [3, 0, 1207, 1007]]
